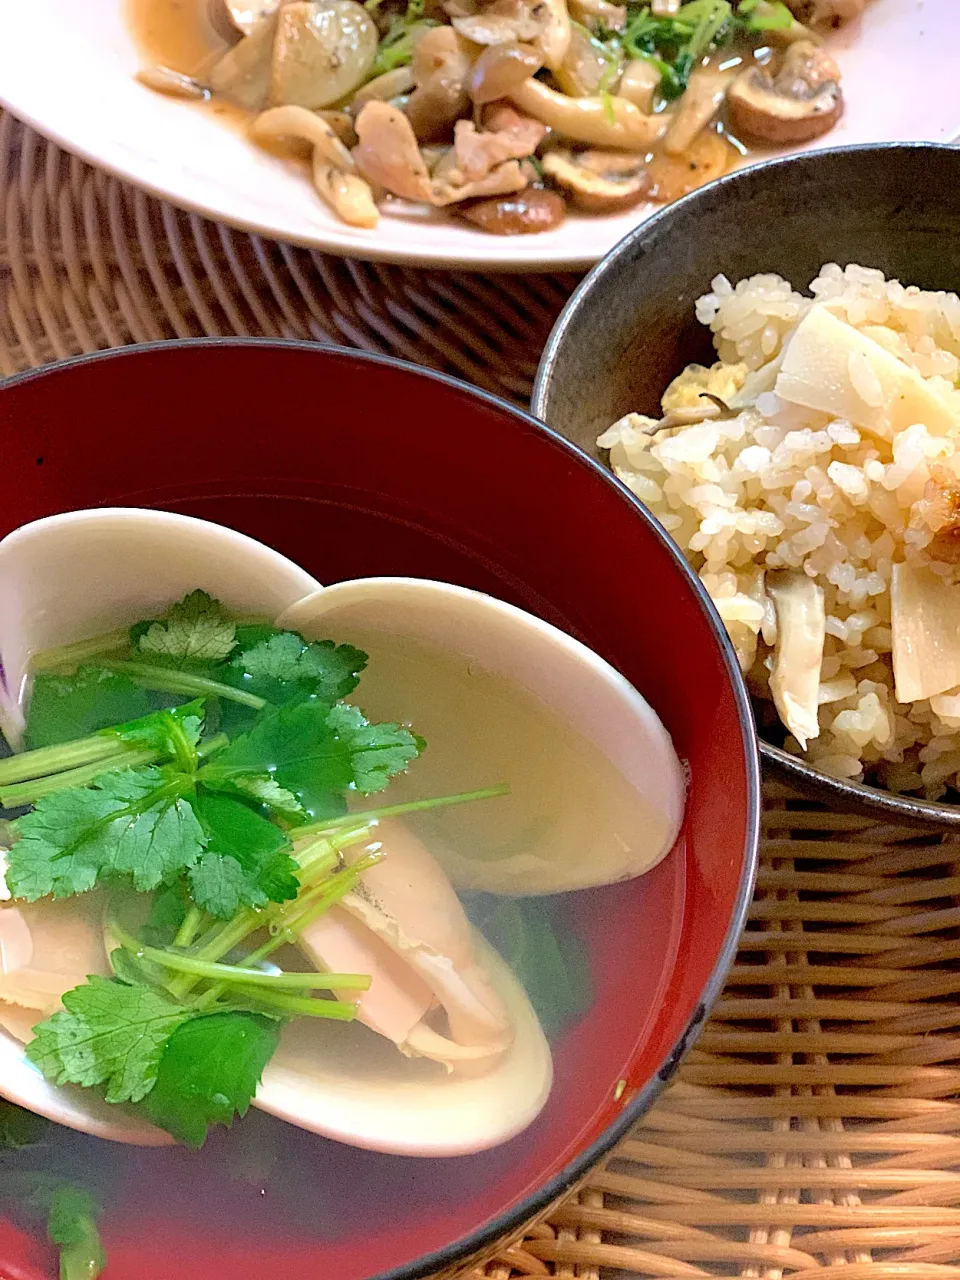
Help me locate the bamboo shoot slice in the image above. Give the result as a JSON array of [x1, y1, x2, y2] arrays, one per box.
[[767, 571, 825, 749], [891, 561, 960, 703], [775, 305, 957, 439]]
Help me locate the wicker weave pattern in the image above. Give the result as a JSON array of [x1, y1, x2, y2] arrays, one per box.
[[1, 109, 959, 1279]]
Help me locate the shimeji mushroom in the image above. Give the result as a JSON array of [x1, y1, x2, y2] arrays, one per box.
[[468, 41, 544, 106], [253, 105, 379, 227], [508, 77, 669, 148], [727, 40, 843, 145]]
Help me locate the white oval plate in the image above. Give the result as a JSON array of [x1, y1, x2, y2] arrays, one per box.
[[0, 1, 956, 270]]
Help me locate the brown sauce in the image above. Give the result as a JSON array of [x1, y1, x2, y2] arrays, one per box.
[[127, 0, 228, 76], [126, 1, 788, 216]]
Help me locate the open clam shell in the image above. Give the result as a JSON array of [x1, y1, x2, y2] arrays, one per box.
[[0, 507, 322, 747], [0, 886, 173, 1145], [278, 578, 687, 896], [0, 517, 555, 1152], [258, 933, 552, 1157]]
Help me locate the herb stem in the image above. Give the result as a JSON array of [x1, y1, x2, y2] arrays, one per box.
[[196, 733, 229, 760], [259, 853, 382, 957], [169, 833, 375, 999], [0, 748, 158, 808], [232, 990, 358, 1020], [173, 905, 205, 949], [98, 661, 267, 710], [131, 945, 370, 991], [0, 735, 137, 786], [30, 629, 131, 673], [293, 783, 510, 839]]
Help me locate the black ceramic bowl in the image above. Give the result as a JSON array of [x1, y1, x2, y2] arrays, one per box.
[[533, 142, 960, 829]]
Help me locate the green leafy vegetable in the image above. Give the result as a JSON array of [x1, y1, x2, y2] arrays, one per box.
[[189, 790, 298, 917], [209, 700, 422, 820], [620, 0, 782, 100], [0, 1172, 107, 1280], [143, 1012, 281, 1147], [223, 632, 367, 707], [25, 669, 154, 751], [232, 774, 306, 821], [106, 700, 204, 771], [27, 976, 191, 1103], [6, 589, 510, 1153], [46, 1184, 107, 1280], [7, 766, 206, 900], [372, 14, 438, 75], [136, 590, 237, 669]]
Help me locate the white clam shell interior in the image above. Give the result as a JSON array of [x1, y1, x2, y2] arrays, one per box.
[[0, 522, 679, 1155], [0, 507, 322, 746], [0, 507, 319, 1142], [278, 577, 686, 896], [257, 935, 552, 1156]]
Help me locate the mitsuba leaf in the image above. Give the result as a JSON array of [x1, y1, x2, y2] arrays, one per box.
[[221, 632, 368, 707], [136, 590, 237, 669], [324, 703, 422, 794], [188, 790, 298, 918], [8, 767, 206, 901], [46, 1183, 107, 1280], [143, 1011, 281, 1148], [25, 669, 154, 751], [200, 771, 306, 824], [26, 976, 191, 1104], [208, 700, 422, 820], [104, 700, 204, 769]]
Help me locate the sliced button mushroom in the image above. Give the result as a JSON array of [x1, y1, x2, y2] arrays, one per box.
[[254, 105, 378, 226], [542, 148, 650, 212], [269, 0, 379, 109], [354, 99, 434, 201], [468, 40, 543, 104], [459, 186, 566, 233], [727, 40, 843, 145], [645, 127, 734, 201], [452, 0, 542, 45], [508, 77, 668, 148]]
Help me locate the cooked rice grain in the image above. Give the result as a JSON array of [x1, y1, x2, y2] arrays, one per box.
[[600, 264, 960, 798]]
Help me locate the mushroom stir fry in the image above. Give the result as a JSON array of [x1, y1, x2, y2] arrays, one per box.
[[134, 0, 864, 235]]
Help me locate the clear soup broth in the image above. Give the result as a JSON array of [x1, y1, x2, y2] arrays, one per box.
[[0, 623, 685, 1279]]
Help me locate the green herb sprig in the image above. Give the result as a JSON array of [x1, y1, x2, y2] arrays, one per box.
[[0, 591, 508, 1148]]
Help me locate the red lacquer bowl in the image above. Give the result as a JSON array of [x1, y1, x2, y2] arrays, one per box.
[[0, 342, 760, 1280]]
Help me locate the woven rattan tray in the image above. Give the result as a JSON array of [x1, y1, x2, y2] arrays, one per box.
[[3, 110, 960, 1280]]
